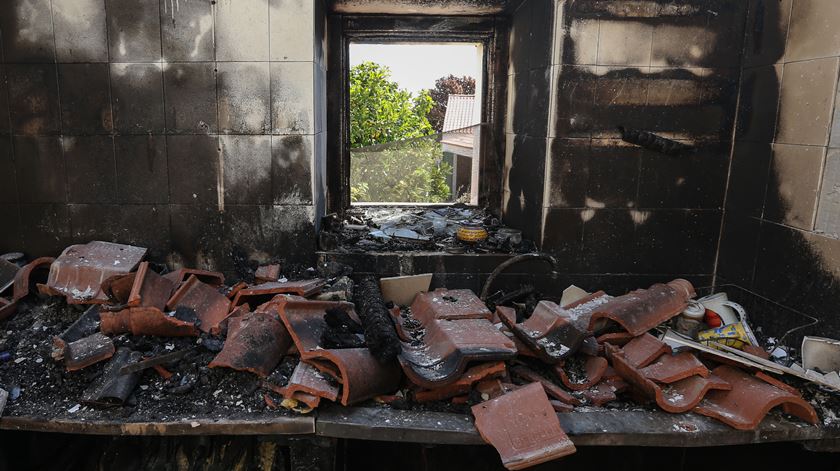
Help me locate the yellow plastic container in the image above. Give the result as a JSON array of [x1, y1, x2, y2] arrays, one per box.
[[697, 322, 753, 351], [456, 225, 488, 243]]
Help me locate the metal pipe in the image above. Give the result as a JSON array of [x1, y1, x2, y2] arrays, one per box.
[[480, 253, 559, 301]]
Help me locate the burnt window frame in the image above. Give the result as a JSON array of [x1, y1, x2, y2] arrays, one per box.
[[326, 14, 509, 213]]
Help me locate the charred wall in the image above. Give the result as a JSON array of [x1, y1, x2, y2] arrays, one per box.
[[718, 0, 840, 340], [0, 0, 327, 275], [506, 0, 746, 292]]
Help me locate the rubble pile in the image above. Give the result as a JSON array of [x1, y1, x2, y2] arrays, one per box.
[[0, 241, 839, 470]]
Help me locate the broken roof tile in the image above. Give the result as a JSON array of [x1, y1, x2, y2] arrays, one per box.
[[303, 348, 402, 406], [166, 275, 232, 335], [163, 268, 225, 287], [411, 288, 492, 324], [472, 382, 577, 470], [639, 351, 710, 384], [581, 379, 626, 407], [399, 318, 516, 388], [694, 365, 819, 430], [52, 305, 103, 361], [100, 307, 199, 337], [126, 262, 177, 309], [209, 310, 291, 377], [82, 348, 143, 406], [64, 332, 115, 371], [0, 258, 19, 294], [255, 264, 281, 283], [414, 361, 506, 403], [264, 361, 339, 405], [510, 365, 581, 406], [588, 279, 695, 336], [596, 331, 635, 346], [0, 298, 17, 322], [38, 241, 147, 304], [230, 279, 326, 309], [100, 273, 136, 304], [12, 257, 53, 302], [555, 355, 608, 391], [621, 332, 672, 368]]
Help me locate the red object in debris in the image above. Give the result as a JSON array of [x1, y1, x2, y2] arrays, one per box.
[[555, 355, 609, 391], [399, 318, 517, 389], [127, 262, 177, 309], [549, 399, 574, 413], [12, 256, 54, 302], [209, 310, 291, 377], [414, 362, 506, 403], [588, 279, 695, 336], [704, 309, 723, 328], [152, 364, 174, 379], [230, 279, 326, 309], [694, 365, 819, 430], [472, 382, 577, 470], [100, 307, 199, 337], [166, 275, 232, 335], [510, 365, 581, 406], [0, 298, 17, 321], [265, 361, 339, 404], [596, 331, 635, 346], [639, 352, 710, 384], [411, 288, 492, 324], [63, 333, 115, 371], [101, 273, 136, 304], [621, 332, 672, 368], [255, 264, 281, 283], [581, 379, 625, 407], [163, 268, 225, 287], [39, 241, 147, 304]]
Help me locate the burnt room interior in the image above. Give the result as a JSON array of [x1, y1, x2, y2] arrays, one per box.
[[1, 0, 840, 469]]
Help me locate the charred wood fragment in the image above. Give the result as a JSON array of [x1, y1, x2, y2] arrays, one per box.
[[354, 276, 401, 362], [618, 127, 694, 156]]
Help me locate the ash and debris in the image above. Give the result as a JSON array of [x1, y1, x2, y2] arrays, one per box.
[[320, 206, 536, 254]]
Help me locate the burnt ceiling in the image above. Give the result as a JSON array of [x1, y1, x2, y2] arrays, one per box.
[[328, 0, 518, 15]]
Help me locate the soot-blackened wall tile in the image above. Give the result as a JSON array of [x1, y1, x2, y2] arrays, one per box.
[[222, 205, 316, 265], [561, 18, 599, 66], [580, 209, 638, 273], [717, 211, 761, 287], [764, 143, 825, 231], [269, 0, 315, 61], [593, 68, 650, 139], [110, 63, 165, 134], [13, 136, 65, 203], [221, 135, 272, 204], [637, 144, 728, 209], [214, 0, 270, 61], [69, 204, 170, 257], [0, 205, 22, 252], [736, 65, 782, 143], [271, 134, 313, 204], [63, 136, 117, 203], [164, 62, 217, 134], [160, 0, 214, 61], [167, 135, 219, 204], [169, 204, 225, 270], [0, 63, 9, 136], [508, 0, 531, 76], [726, 141, 772, 216], [776, 57, 840, 147], [218, 62, 270, 134], [751, 222, 821, 312], [0, 0, 55, 63], [743, 0, 791, 68], [270, 62, 314, 134], [502, 190, 544, 242], [0, 137, 16, 203], [587, 139, 640, 208], [106, 0, 162, 62], [528, 0, 554, 71], [596, 20, 652, 67], [504, 134, 546, 207], [552, 65, 597, 138], [541, 208, 584, 271], [53, 0, 108, 63], [7, 64, 61, 135], [58, 64, 113, 134], [19, 203, 71, 256], [115, 135, 169, 204], [547, 138, 589, 208], [635, 210, 720, 275], [650, 24, 718, 69], [512, 67, 550, 137]]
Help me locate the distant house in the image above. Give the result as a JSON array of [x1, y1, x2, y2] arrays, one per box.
[[440, 94, 478, 199]]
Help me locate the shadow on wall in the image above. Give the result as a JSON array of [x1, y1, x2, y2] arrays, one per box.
[[719, 0, 840, 341]]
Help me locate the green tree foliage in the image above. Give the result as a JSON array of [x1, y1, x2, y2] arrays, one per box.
[[350, 62, 452, 203], [426, 75, 476, 133]]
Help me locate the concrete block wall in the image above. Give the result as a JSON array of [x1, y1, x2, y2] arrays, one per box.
[[719, 0, 840, 339], [0, 0, 327, 274]]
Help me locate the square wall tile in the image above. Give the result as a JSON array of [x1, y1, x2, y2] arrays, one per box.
[[110, 63, 165, 134], [160, 0, 214, 61], [637, 143, 728, 209], [19, 203, 71, 256], [215, 0, 270, 61], [221, 135, 272, 204], [167, 135, 220, 204], [218, 62, 271, 134], [587, 139, 641, 208], [764, 143, 826, 230], [736, 65, 782, 143], [271, 134, 313, 204], [7, 64, 61, 135], [540, 208, 584, 270], [786, 0, 840, 62], [716, 211, 761, 287], [560, 19, 599, 66], [115, 135, 169, 204], [596, 20, 652, 67], [0, 0, 55, 62], [546, 137, 589, 208], [63, 136, 117, 203], [0, 137, 17, 203], [106, 0, 162, 62], [164, 62, 217, 134], [551, 65, 596, 138], [58, 64, 113, 134], [269, 0, 314, 61], [816, 148, 840, 237], [53, 0, 108, 62], [726, 141, 773, 216], [0, 205, 22, 253], [776, 57, 840, 146], [651, 25, 718, 68], [743, 0, 791, 67], [13, 136, 66, 203], [593, 67, 649, 138], [0, 63, 9, 136], [270, 62, 314, 134]]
